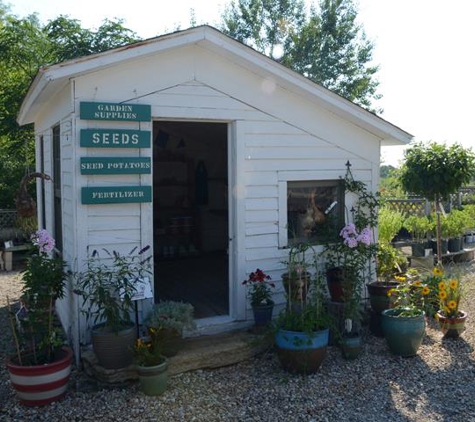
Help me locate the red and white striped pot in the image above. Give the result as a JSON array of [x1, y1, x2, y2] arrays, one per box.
[[6, 346, 73, 406]]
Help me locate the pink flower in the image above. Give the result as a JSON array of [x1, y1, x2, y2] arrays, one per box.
[[32, 229, 55, 253]]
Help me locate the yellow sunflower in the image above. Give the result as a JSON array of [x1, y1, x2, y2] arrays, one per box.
[[438, 281, 446, 290], [394, 275, 406, 282], [422, 286, 430, 295], [413, 280, 422, 286], [432, 267, 443, 277], [448, 300, 457, 310], [449, 279, 458, 290], [439, 290, 447, 300], [387, 288, 395, 297]]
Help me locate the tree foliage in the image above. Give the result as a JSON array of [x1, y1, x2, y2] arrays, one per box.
[[0, 3, 140, 209], [221, 0, 380, 110], [400, 142, 475, 202]]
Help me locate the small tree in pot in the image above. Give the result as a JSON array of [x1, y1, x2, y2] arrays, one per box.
[[400, 142, 475, 263]]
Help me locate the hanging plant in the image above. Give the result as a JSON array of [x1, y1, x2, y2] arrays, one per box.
[[15, 172, 51, 217]]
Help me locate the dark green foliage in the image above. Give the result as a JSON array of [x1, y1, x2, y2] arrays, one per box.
[[0, 5, 140, 208], [400, 142, 475, 202], [222, 0, 380, 110]]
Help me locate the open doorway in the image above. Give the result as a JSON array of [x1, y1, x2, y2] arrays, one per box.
[[152, 121, 229, 319]]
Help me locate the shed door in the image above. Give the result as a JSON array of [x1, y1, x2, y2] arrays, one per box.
[[153, 121, 229, 319]]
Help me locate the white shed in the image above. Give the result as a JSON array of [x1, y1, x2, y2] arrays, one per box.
[[18, 25, 412, 356]]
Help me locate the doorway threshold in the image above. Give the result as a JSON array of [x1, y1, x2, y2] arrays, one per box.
[[190, 315, 251, 337]]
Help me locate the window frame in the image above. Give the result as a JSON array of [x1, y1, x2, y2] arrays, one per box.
[[278, 171, 347, 249]]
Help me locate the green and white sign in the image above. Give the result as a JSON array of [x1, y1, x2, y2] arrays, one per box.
[[80, 102, 151, 121], [80, 129, 151, 148], [80, 157, 151, 175], [81, 186, 152, 204]]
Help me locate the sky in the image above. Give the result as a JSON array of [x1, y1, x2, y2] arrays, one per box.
[[6, 0, 475, 167]]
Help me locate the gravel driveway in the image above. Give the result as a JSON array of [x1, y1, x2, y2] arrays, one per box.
[[1, 266, 475, 422]]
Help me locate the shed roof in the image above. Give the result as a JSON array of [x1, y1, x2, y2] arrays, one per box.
[[18, 25, 412, 146]]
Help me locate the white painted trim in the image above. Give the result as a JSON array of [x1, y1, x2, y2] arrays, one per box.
[[233, 121, 247, 321], [278, 181, 287, 248]]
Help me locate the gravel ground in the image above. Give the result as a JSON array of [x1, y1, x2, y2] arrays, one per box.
[[1, 265, 475, 422]]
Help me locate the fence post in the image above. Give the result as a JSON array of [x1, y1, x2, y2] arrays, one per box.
[[424, 200, 431, 216]]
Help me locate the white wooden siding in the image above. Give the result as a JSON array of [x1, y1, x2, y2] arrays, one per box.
[[70, 41, 380, 326]]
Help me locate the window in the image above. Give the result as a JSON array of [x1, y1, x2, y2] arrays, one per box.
[[287, 180, 344, 246], [52, 125, 62, 252]]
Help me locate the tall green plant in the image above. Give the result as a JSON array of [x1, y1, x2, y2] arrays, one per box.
[[378, 208, 404, 243]]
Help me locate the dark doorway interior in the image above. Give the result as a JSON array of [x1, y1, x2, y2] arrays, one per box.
[[153, 121, 228, 319]]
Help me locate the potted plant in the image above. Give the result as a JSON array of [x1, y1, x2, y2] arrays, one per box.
[[133, 325, 168, 396], [274, 256, 330, 374], [432, 270, 467, 338], [400, 142, 475, 262], [75, 246, 152, 369], [382, 275, 431, 356], [6, 229, 72, 407], [403, 215, 433, 257], [443, 210, 467, 253], [145, 300, 196, 357], [242, 268, 275, 328]]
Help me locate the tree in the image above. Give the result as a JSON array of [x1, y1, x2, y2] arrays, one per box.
[[221, 0, 380, 110], [399, 141, 475, 262], [0, 9, 140, 209]]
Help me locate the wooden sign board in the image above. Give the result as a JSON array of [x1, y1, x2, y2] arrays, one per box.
[[80, 157, 151, 175], [81, 186, 152, 204], [80, 129, 151, 148], [80, 102, 151, 121]]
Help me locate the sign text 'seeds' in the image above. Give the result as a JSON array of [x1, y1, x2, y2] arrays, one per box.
[[80, 157, 151, 175], [80, 102, 151, 121], [80, 129, 151, 148], [81, 186, 152, 204]]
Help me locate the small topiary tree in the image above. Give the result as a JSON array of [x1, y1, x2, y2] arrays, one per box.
[[399, 142, 475, 262]]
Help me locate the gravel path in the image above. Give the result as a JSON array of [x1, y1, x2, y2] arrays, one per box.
[[1, 266, 475, 422]]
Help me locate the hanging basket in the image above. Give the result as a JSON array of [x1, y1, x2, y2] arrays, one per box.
[[15, 173, 51, 218]]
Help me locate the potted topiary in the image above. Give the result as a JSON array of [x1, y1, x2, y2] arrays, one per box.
[[6, 229, 72, 407], [400, 142, 475, 262], [145, 300, 196, 357], [75, 246, 152, 369], [242, 268, 275, 328]]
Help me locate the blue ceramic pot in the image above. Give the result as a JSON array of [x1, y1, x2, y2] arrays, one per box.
[[275, 328, 329, 374], [252, 303, 274, 327], [381, 309, 425, 357]]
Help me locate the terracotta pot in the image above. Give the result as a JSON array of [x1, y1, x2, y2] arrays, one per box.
[[6, 346, 73, 407], [437, 310, 467, 338]]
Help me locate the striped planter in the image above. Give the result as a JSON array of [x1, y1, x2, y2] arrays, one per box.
[[6, 347, 73, 407], [437, 310, 467, 338]]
